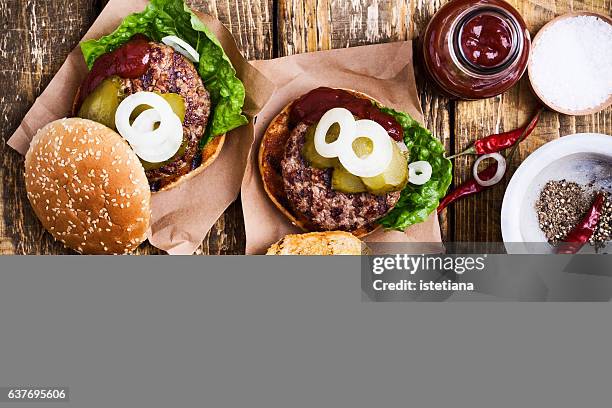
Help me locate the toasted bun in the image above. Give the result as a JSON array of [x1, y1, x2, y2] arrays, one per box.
[[157, 134, 225, 192], [259, 88, 384, 238], [266, 231, 367, 255], [25, 118, 151, 254]]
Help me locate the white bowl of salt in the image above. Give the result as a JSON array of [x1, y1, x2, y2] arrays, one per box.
[[528, 12, 612, 115]]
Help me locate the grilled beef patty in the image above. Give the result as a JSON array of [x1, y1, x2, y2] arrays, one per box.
[[281, 122, 401, 231], [119, 42, 211, 191]]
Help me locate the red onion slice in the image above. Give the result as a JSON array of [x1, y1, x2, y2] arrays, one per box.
[[473, 153, 506, 187]]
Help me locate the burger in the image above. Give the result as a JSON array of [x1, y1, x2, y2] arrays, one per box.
[[24, 0, 247, 254], [259, 87, 452, 237], [73, 0, 246, 192]]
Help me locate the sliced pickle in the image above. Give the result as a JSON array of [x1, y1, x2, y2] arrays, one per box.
[[361, 142, 408, 195], [325, 123, 340, 143], [130, 92, 186, 124], [332, 165, 368, 194], [140, 139, 189, 171], [160, 93, 186, 122], [78, 76, 124, 130], [301, 125, 339, 169], [352, 137, 373, 158]]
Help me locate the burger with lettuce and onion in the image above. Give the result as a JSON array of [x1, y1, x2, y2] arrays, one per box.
[[24, 0, 247, 254], [73, 0, 247, 192], [259, 88, 452, 237]]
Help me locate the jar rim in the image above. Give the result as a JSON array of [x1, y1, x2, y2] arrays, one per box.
[[450, 6, 525, 76]]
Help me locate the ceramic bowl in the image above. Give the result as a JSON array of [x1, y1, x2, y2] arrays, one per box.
[[527, 12, 612, 116], [501, 133, 612, 253]]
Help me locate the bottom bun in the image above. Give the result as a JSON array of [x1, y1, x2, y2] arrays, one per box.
[[259, 89, 386, 238], [266, 231, 368, 255], [157, 134, 225, 192]]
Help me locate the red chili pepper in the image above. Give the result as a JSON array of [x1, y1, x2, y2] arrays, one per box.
[[437, 162, 498, 213], [447, 107, 543, 159], [555, 193, 605, 254], [438, 108, 543, 212]]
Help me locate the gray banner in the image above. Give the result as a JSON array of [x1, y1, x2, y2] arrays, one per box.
[[1, 256, 612, 407], [0, 387, 68, 403], [362, 254, 612, 301]]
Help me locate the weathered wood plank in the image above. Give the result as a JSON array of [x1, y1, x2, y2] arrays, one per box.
[[0, 0, 272, 254], [189, 0, 274, 60], [3, 0, 611, 252], [411, 0, 454, 241], [452, 0, 612, 242], [188, 0, 273, 254], [277, 0, 454, 239], [0, 0, 101, 255]]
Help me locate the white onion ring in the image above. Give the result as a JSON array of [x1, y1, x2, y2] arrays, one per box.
[[116, 92, 176, 145], [162, 35, 200, 63], [396, 140, 409, 153], [314, 108, 356, 158], [115, 92, 183, 163], [131, 114, 183, 163], [337, 119, 393, 177], [473, 153, 506, 187], [408, 161, 433, 185], [131, 108, 159, 134]]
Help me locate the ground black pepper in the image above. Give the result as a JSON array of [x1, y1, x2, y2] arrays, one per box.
[[535, 180, 611, 247], [590, 193, 612, 247]]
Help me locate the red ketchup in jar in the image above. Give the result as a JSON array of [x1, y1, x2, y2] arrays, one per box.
[[421, 0, 531, 99], [76, 35, 152, 109], [290, 87, 404, 141], [460, 13, 513, 69]]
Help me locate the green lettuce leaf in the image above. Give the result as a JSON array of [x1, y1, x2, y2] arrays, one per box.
[[79, 0, 247, 142], [377, 106, 453, 231]]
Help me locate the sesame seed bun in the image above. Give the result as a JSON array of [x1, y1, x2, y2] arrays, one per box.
[[259, 89, 385, 238], [25, 118, 151, 254], [266, 231, 368, 255]]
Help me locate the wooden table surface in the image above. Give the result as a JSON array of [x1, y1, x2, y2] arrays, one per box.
[[1, 0, 611, 254]]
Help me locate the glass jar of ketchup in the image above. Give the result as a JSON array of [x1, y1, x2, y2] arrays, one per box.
[[421, 0, 531, 99]]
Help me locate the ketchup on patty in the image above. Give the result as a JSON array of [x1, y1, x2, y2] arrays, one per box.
[[290, 87, 404, 141], [77, 35, 152, 108]]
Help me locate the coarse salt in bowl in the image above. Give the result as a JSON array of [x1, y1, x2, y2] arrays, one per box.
[[528, 13, 612, 115]]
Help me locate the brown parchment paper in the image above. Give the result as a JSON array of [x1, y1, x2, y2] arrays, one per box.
[[7, 0, 275, 255], [242, 42, 443, 254]]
